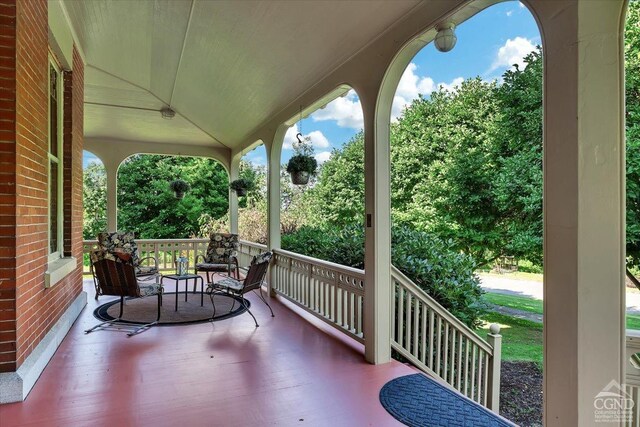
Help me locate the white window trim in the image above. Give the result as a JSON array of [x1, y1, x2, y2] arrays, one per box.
[[48, 56, 64, 263]]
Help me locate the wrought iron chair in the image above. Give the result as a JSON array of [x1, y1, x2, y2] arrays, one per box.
[[206, 251, 273, 327], [92, 231, 159, 299], [195, 233, 240, 282], [85, 249, 163, 337]]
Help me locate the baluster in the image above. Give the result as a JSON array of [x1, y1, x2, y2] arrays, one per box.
[[464, 339, 470, 397], [435, 316, 442, 377], [412, 299, 419, 358], [457, 336, 463, 391], [443, 323, 449, 381], [428, 310, 435, 369], [483, 352, 489, 406], [449, 330, 457, 385], [476, 349, 484, 404], [397, 287, 404, 347], [420, 304, 427, 364], [405, 291, 412, 354], [470, 344, 477, 401]]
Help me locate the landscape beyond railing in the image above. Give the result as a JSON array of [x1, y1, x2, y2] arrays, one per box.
[[391, 265, 502, 412], [625, 331, 640, 426]]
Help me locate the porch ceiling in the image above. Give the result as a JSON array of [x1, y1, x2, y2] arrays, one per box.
[[62, 0, 420, 151]]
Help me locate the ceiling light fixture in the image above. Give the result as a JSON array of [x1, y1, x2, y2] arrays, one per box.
[[434, 23, 457, 53], [161, 107, 176, 119]]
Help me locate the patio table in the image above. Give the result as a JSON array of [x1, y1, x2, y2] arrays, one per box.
[[160, 274, 205, 311]]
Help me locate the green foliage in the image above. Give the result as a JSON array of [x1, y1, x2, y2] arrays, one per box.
[[83, 161, 107, 240], [282, 223, 486, 327], [307, 132, 365, 227], [117, 155, 228, 239], [391, 225, 486, 328]]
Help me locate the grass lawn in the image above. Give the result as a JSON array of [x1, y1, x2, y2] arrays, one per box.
[[483, 292, 640, 330], [476, 312, 543, 364]]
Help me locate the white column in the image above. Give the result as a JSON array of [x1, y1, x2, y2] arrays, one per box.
[[229, 154, 241, 234], [105, 160, 118, 232], [533, 1, 626, 425], [363, 91, 392, 364], [267, 127, 287, 295]]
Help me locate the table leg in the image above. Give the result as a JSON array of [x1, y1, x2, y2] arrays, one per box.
[[175, 280, 178, 311], [200, 277, 204, 307]]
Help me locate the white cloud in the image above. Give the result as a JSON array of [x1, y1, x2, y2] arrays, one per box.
[[315, 151, 332, 164], [311, 90, 364, 129], [283, 124, 330, 150], [490, 37, 536, 72], [391, 62, 463, 120], [506, 10, 513, 17]]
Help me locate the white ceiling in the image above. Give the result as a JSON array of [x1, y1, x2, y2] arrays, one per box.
[[61, 0, 421, 151]]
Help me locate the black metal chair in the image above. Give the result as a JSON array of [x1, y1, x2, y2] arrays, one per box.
[[206, 252, 273, 327], [85, 249, 163, 337], [195, 232, 240, 282]]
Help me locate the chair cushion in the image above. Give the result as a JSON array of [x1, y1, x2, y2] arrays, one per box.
[[203, 233, 238, 264], [97, 231, 141, 266], [208, 277, 243, 292], [138, 283, 162, 297], [195, 262, 237, 271], [136, 265, 159, 276]]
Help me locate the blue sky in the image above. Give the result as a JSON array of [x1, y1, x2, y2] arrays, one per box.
[[243, 0, 540, 167], [85, 1, 540, 170]]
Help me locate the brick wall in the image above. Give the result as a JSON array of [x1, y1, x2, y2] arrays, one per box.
[[0, 0, 84, 373], [0, 1, 17, 373]]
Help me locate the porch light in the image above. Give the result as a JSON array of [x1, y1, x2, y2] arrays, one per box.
[[434, 23, 457, 53], [161, 107, 176, 119]]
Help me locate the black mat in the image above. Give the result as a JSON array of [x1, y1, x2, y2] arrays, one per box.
[[93, 292, 249, 326], [379, 374, 514, 427]]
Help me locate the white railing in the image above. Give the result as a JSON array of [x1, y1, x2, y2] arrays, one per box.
[[237, 240, 268, 267], [391, 265, 502, 411], [625, 331, 640, 426], [270, 248, 365, 343]]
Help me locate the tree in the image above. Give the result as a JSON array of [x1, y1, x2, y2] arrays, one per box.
[[117, 155, 228, 239], [83, 161, 107, 240]]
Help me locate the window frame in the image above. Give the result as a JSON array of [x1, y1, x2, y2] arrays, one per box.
[[48, 55, 64, 262]]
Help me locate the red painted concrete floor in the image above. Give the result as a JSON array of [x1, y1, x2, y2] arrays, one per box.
[[0, 279, 413, 427]]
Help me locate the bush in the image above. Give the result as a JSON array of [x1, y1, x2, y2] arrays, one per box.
[[282, 223, 485, 328], [391, 226, 486, 328], [517, 259, 543, 274]]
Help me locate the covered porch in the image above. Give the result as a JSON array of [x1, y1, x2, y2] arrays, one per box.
[[0, 0, 632, 426]]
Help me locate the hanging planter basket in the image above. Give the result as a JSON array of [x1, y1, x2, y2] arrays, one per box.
[[236, 188, 247, 197], [229, 178, 253, 197], [169, 179, 190, 200], [290, 171, 310, 185]]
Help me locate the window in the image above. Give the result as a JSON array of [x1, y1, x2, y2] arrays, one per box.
[[48, 58, 63, 261]]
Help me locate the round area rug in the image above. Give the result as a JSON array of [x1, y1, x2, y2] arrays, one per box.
[[93, 292, 249, 326]]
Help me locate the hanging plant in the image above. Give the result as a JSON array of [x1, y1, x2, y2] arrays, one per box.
[[169, 179, 190, 199], [229, 178, 255, 197], [286, 133, 317, 185]]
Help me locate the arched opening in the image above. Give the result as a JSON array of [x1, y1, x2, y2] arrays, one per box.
[[82, 150, 106, 240], [382, 1, 543, 423], [116, 153, 228, 239], [278, 86, 365, 267]]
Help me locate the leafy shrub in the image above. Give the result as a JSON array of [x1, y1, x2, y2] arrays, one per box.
[[517, 259, 543, 274], [282, 223, 485, 328], [391, 226, 486, 328]]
